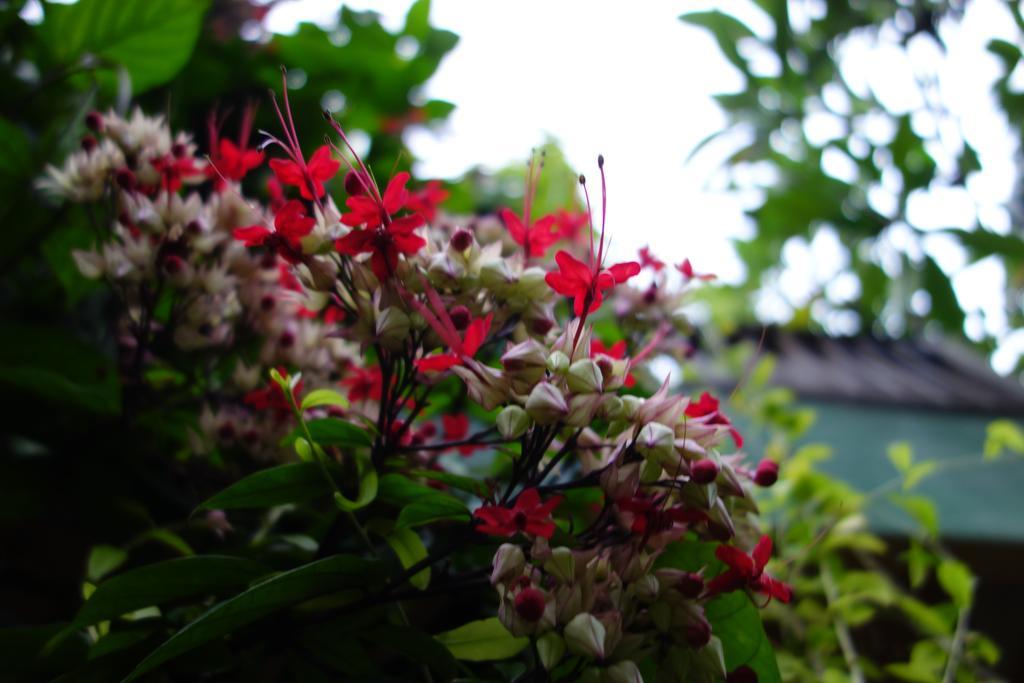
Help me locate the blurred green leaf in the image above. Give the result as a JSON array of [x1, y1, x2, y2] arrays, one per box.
[[198, 462, 330, 510], [937, 558, 974, 610], [434, 617, 528, 662]]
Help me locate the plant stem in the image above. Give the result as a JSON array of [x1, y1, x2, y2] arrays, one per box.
[[820, 560, 865, 683], [941, 606, 971, 683]]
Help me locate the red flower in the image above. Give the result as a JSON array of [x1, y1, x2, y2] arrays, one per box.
[[407, 180, 449, 223], [553, 209, 589, 243], [704, 535, 792, 604], [233, 200, 315, 262], [676, 258, 716, 282], [269, 145, 340, 200], [150, 153, 201, 193], [638, 246, 665, 272], [442, 413, 478, 456], [474, 488, 563, 539], [416, 312, 493, 373], [244, 370, 301, 414], [206, 106, 264, 190], [591, 339, 636, 388], [335, 172, 426, 280], [615, 495, 707, 535], [408, 279, 493, 373], [546, 250, 640, 316], [501, 208, 559, 259], [685, 391, 743, 448], [341, 366, 383, 403]]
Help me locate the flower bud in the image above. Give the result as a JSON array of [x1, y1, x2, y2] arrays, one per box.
[[536, 632, 566, 671], [564, 612, 606, 660], [497, 405, 531, 439], [448, 304, 471, 330], [726, 666, 758, 683], [567, 359, 604, 395], [480, 259, 514, 289], [452, 362, 509, 411], [85, 110, 104, 132], [678, 571, 705, 599], [600, 462, 640, 500], [344, 169, 370, 196], [546, 350, 570, 374], [754, 459, 779, 487], [684, 617, 712, 649], [375, 307, 410, 349], [633, 574, 660, 602], [636, 422, 675, 462], [566, 394, 603, 427], [601, 395, 625, 420], [525, 382, 568, 425], [605, 660, 644, 683], [502, 339, 548, 393], [690, 459, 719, 484], [450, 228, 474, 252], [620, 395, 642, 420], [490, 543, 525, 586], [544, 547, 576, 584], [518, 267, 550, 300], [514, 587, 547, 622]]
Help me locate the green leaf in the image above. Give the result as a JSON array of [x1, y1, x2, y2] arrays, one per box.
[[904, 540, 933, 589], [984, 419, 1024, 460], [87, 545, 127, 583], [40, 0, 210, 93], [332, 454, 378, 512], [0, 117, 31, 198], [902, 461, 937, 491], [680, 11, 756, 74], [891, 494, 939, 537], [281, 418, 373, 449], [704, 592, 782, 683], [382, 527, 430, 590], [409, 468, 488, 497], [198, 462, 330, 510], [123, 555, 382, 681], [434, 617, 529, 662], [300, 388, 349, 412], [937, 559, 974, 609], [922, 256, 964, 333], [74, 556, 269, 628], [396, 491, 470, 528], [887, 441, 913, 472]]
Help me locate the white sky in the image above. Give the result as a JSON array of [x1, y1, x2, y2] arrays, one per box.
[[21, 0, 998, 374], [266, 0, 1022, 373]]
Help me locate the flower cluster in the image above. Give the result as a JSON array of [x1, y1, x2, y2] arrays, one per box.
[[42, 74, 789, 682]]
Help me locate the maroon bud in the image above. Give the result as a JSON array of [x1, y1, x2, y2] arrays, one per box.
[[260, 252, 277, 269], [514, 587, 547, 623], [172, 142, 188, 158], [531, 317, 554, 336], [690, 459, 719, 485], [409, 432, 425, 446], [418, 422, 437, 439], [243, 429, 260, 444], [115, 168, 137, 191], [450, 228, 473, 252], [85, 110, 103, 132], [186, 220, 202, 236], [726, 666, 758, 683], [684, 617, 711, 649], [596, 357, 614, 379], [80, 135, 98, 152], [643, 284, 658, 305], [278, 330, 296, 348], [344, 169, 370, 196], [597, 154, 605, 168], [449, 305, 471, 330], [708, 521, 733, 542], [677, 572, 705, 599], [161, 254, 186, 275], [753, 459, 779, 487], [217, 422, 236, 441], [260, 295, 276, 312]]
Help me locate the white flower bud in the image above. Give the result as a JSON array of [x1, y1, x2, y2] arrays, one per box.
[[636, 422, 675, 461], [497, 405, 531, 439], [564, 612, 606, 660], [525, 382, 568, 424], [620, 395, 643, 420], [566, 394, 603, 428], [490, 543, 525, 586], [536, 632, 566, 671], [567, 359, 604, 395], [605, 660, 644, 683], [546, 350, 570, 374], [544, 547, 576, 584], [375, 306, 410, 350]]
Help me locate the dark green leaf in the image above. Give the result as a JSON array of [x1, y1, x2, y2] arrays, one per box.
[[396, 493, 470, 529], [434, 617, 528, 662], [281, 418, 373, 449], [705, 592, 782, 683], [75, 556, 268, 628], [198, 462, 330, 510], [123, 555, 382, 681]]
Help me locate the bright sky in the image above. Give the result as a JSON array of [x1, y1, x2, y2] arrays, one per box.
[[39, 0, 1024, 373]]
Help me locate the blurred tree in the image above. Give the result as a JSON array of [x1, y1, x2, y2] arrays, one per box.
[[684, 0, 1024, 376]]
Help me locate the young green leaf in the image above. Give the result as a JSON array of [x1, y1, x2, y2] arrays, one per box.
[[281, 418, 373, 449], [396, 492, 470, 528], [382, 528, 430, 590], [434, 617, 529, 661], [937, 559, 974, 610], [300, 388, 349, 412]]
